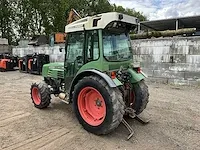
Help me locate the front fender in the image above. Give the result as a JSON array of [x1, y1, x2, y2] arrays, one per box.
[[128, 68, 147, 83]]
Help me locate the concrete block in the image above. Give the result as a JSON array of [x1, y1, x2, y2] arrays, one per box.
[[169, 45, 189, 55], [184, 71, 200, 80], [168, 54, 186, 63], [141, 62, 200, 73], [18, 40, 29, 48], [169, 63, 200, 72], [0, 38, 8, 45], [132, 39, 174, 47], [154, 63, 171, 70], [133, 55, 154, 63], [186, 55, 200, 64], [133, 46, 171, 55], [135, 54, 186, 63], [187, 38, 200, 47], [172, 39, 188, 46], [134, 45, 189, 55], [168, 79, 188, 85], [0, 45, 9, 53], [168, 78, 200, 86], [141, 62, 171, 71], [145, 77, 169, 84], [168, 63, 187, 72], [12, 45, 65, 62], [141, 68, 154, 77], [153, 70, 185, 79], [188, 45, 200, 55]]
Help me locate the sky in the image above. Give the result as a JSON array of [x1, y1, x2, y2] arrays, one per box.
[[110, 0, 200, 20]]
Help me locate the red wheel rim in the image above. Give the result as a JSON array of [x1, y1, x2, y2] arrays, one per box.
[[32, 87, 41, 105], [78, 87, 106, 126]]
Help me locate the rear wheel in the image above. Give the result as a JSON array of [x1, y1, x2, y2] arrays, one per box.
[[132, 80, 149, 115], [31, 82, 51, 109], [73, 76, 125, 135]]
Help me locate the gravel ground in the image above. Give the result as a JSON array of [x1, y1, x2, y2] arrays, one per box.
[[0, 71, 199, 150]]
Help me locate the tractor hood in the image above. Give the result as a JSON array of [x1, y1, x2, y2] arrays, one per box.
[[43, 62, 64, 69], [42, 62, 64, 79]]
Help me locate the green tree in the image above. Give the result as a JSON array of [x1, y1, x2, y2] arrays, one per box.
[[0, 0, 147, 45], [0, 0, 16, 44], [16, 0, 54, 37], [81, 0, 113, 16], [112, 4, 147, 21]]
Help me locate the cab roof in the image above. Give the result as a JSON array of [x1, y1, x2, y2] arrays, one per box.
[[65, 12, 138, 33]]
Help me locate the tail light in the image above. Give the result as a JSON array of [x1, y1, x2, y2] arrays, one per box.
[[111, 71, 116, 79], [137, 67, 141, 73]]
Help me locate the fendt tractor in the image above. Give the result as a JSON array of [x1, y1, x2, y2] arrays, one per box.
[[30, 12, 149, 139]]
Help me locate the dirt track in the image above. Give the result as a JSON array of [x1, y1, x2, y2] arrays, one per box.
[[0, 71, 199, 150]]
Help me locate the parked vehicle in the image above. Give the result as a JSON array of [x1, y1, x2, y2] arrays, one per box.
[[28, 54, 49, 75], [0, 53, 17, 72], [30, 12, 149, 139], [18, 55, 33, 73]]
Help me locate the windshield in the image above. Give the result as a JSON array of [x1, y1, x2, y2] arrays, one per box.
[[103, 32, 132, 61]]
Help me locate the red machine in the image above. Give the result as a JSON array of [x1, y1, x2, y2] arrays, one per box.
[[0, 53, 16, 72]]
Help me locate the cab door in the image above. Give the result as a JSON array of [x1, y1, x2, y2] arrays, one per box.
[[84, 30, 100, 63], [64, 32, 84, 90]]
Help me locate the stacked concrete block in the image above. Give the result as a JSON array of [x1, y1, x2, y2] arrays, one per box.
[[49, 45, 65, 62], [0, 38, 10, 53], [12, 36, 200, 85], [12, 44, 65, 62], [132, 37, 200, 85]]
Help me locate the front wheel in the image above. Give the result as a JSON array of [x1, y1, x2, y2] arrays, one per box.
[[73, 76, 125, 135], [30, 82, 51, 109]]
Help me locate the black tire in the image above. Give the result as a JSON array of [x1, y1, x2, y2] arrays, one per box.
[[73, 76, 125, 135], [132, 80, 149, 115], [30, 82, 51, 109], [0, 68, 6, 72]]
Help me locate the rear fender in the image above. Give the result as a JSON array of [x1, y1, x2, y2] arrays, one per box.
[[128, 68, 147, 83], [69, 69, 123, 100]]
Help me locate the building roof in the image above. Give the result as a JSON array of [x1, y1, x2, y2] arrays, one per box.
[[140, 15, 200, 31], [65, 12, 138, 33]]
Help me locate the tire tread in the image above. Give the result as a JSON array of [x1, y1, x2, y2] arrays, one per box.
[[73, 75, 125, 135], [31, 82, 51, 109]]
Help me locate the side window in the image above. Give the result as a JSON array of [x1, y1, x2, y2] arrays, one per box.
[[66, 32, 84, 62], [93, 35, 99, 60], [86, 31, 99, 61]]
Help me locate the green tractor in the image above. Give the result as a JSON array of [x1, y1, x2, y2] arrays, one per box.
[[31, 12, 149, 138]]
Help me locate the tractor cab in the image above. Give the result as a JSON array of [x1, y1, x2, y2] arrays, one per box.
[[64, 12, 138, 77]]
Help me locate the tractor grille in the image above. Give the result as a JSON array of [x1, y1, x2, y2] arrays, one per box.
[[47, 70, 52, 76], [57, 71, 64, 79]]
